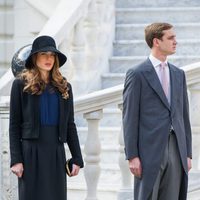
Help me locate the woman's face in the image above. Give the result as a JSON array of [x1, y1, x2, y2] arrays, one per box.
[[36, 51, 55, 73]]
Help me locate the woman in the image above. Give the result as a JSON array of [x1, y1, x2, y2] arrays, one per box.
[[9, 35, 84, 200]]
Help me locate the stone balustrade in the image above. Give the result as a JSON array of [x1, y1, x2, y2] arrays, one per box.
[[1, 62, 200, 199]]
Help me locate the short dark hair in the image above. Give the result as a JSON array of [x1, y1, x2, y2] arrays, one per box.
[[145, 22, 173, 48]]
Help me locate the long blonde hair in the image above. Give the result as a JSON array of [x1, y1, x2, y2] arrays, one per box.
[[20, 54, 69, 99]]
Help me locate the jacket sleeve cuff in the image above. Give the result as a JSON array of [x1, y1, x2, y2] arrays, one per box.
[[71, 157, 84, 168], [10, 156, 23, 168]]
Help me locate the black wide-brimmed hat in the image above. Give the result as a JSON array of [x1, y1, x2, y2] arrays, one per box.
[[25, 35, 67, 69]]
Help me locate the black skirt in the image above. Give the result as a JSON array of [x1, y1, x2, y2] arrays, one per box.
[[19, 126, 67, 200]]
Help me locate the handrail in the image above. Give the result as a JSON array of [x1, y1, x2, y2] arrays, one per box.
[[182, 62, 200, 86], [1, 62, 200, 110], [74, 84, 123, 114], [1, 62, 200, 111], [74, 62, 200, 114]]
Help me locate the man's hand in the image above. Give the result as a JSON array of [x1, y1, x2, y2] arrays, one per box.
[[129, 157, 142, 178], [11, 163, 24, 178], [187, 157, 192, 172]]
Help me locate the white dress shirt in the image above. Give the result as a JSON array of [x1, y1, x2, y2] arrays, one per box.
[[149, 54, 171, 104]]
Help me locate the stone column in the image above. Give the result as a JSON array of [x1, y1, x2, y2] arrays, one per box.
[[83, 110, 103, 200], [188, 84, 200, 169], [117, 104, 133, 200], [70, 19, 87, 96], [84, 0, 101, 92]]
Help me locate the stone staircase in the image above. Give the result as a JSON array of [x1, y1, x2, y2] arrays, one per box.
[[102, 0, 200, 88], [0, 0, 14, 77], [68, 0, 200, 199], [69, 1, 200, 199]]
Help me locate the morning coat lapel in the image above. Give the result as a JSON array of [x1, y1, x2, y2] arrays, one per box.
[[142, 59, 170, 111]]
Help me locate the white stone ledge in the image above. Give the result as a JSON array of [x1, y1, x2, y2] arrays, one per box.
[[182, 62, 200, 85], [74, 84, 123, 114]]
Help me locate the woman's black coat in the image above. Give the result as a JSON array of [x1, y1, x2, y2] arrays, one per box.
[[9, 78, 83, 168]]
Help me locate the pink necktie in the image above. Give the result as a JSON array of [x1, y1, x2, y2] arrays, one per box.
[[159, 63, 169, 100]]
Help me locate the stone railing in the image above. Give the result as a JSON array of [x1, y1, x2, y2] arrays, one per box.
[[0, 0, 115, 96], [1, 62, 200, 199], [74, 62, 200, 199]]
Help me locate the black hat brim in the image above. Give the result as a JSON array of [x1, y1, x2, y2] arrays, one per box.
[[25, 46, 67, 69]]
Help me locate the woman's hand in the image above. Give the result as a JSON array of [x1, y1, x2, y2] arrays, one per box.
[[11, 163, 24, 178], [71, 164, 80, 176]]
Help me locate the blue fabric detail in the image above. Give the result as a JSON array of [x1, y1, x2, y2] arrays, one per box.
[[39, 85, 59, 125]]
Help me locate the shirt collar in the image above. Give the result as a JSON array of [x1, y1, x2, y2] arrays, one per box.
[[149, 54, 168, 68]]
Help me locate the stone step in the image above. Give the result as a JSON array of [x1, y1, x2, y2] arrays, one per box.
[[113, 39, 200, 56], [68, 187, 117, 200], [188, 170, 200, 192], [102, 73, 125, 88], [67, 161, 133, 200], [116, 7, 200, 24], [68, 164, 122, 200], [188, 190, 200, 200], [116, 0, 200, 8], [75, 108, 122, 127], [116, 23, 200, 40], [109, 56, 200, 73], [68, 163, 122, 186]]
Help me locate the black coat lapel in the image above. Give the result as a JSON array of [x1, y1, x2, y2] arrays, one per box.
[[32, 94, 40, 126], [59, 92, 70, 129], [142, 59, 170, 110], [59, 94, 65, 126]]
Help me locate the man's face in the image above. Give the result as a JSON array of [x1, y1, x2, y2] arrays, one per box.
[[157, 28, 177, 56]]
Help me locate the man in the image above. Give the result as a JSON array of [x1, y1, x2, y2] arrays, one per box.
[[123, 22, 192, 200]]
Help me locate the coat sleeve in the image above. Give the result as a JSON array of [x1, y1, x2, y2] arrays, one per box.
[[9, 79, 23, 167], [182, 71, 192, 158], [66, 83, 84, 168], [123, 69, 141, 160]]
